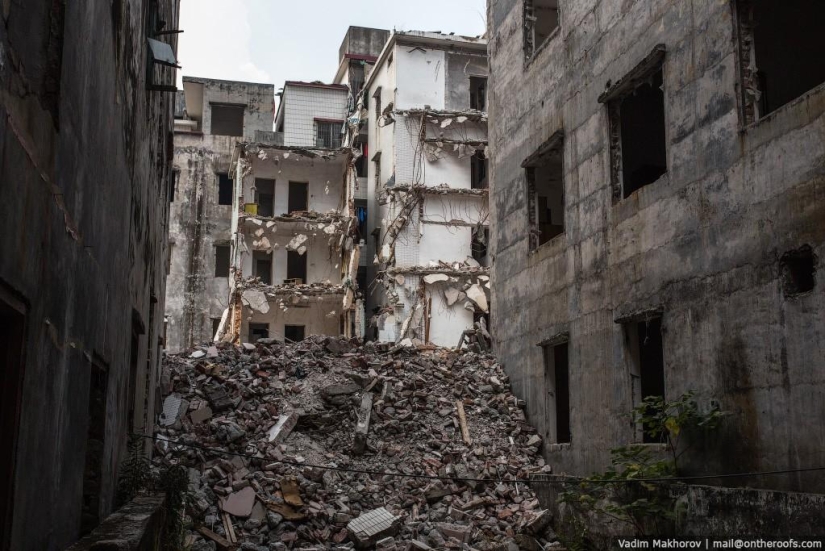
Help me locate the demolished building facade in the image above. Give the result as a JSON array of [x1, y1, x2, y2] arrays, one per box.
[[358, 31, 492, 348], [166, 77, 275, 353], [487, 0, 825, 497], [0, 0, 180, 548]]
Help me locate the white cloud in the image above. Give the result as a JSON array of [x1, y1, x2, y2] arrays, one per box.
[[176, 0, 270, 85]]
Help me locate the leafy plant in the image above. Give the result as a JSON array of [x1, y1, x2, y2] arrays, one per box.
[[116, 434, 152, 507], [559, 391, 726, 536]]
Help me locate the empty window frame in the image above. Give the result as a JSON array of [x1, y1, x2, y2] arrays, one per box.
[[354, 137, 368, 178], [253, 251, 272, 285], [373, 87, 382, 124], [470, 76, 487, 111], [471, 150, 488, 189], [288, 181, 308, 214], [372, 151, 382, 190], [255, 179, 275, 218], [0, 287, 26, 550], [523, 131, 564, 250], [211, 317, 222, 340], [780, 245, 817, 297], [217, 173, 233, 206], [287, 251, 308, 284], [601, 46, 668, 200], [249, 323, 270, 343], [210, 104, 244, 136], [81, 359, 108, 535], [214, 245, 230, 278], [735, 0, 825, 124], [625, 316, 666, 443], [524, 0, 560, 60], [543, 341, 571, 444], [472, 227, 490, 264], [284, 325, 306, 343], [316, 120, 343, 149]]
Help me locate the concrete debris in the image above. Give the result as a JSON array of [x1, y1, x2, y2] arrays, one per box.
[[242, 289, 271, 314], [159, 394, 187, 427], [466, 285, 489, 313], [444, 288, 461, 306], [157, 337, 555, 550], [286, 234, 309, 255], [422, 273, 449, 285]]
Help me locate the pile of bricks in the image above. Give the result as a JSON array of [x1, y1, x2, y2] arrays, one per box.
[[154, 336, 559, 550]]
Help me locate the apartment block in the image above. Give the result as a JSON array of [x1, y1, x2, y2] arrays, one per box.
[[488, 0, 825, 499], [166, 77, 275, 353], [359, 31, 491, 348]]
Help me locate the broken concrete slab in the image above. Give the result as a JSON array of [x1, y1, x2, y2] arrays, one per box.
[[190, 405, 213, 425], [320, 383, 361, 406], [347, 507, 402, 549], [423, 273, 449, 284], [466, 285, 488, 313], [242, 289, 270, 314], [444, 287, 461, 306], [219, 486, 256, 518], [267, 412, 299, 444]]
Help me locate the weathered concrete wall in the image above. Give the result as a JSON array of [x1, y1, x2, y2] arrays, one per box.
[[282, 84, 348, 148], [0, 0, 179, 548], [488, 0, 825, 492], [244, 299, 342, 343], [166, 79, 274, 353], [65, 495, 166, 551]]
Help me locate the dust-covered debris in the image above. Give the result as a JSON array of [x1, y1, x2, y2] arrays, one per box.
[[154, 337, 557, 550]]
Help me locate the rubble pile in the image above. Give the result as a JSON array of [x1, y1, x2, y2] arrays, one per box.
[[155, 337, 557, 551]]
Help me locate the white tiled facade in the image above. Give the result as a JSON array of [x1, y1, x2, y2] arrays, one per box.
[[281, 84, 348, 147]]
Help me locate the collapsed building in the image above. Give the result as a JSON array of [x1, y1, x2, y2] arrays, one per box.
[[0, 0, 179, 549], [355, 31, 492, 348], [220, 28, 391, 346], [166, 77, 275, 353], [487, 0, 825, 526]]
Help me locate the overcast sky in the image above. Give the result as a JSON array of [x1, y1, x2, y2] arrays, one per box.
[[176, 0, 487, 89]]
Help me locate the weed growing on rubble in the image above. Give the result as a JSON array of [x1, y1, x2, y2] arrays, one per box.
[[559, 391, 727, 539], [116, 434, 152, 507]]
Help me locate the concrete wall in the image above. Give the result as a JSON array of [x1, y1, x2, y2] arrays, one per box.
[[282, 84, 348, 148], [488, 0, 825, 492], [0, 0, 179, 548], [166, 80, 274, 354]]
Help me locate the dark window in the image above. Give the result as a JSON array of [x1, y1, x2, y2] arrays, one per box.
[[523, 132, 564, 250], [169, 170, 179, 202], [81, 359, 108, 535], [354, 137, 368, 178], [284, 325, 306, 343], [544, 342, 570, 444], [780, 245, 817, 297], [255, 179, 275, 218], [316, 121, 343, 149], [471, 151, 488, 189], [373, 87, 382, 123], [0, 289, 26, 551], [287, 251, 308, 284], [217, 173, 233, 206], [249, 323, 269, 343], [288, 182, 308, 214], [470, 77, 487, 111], [211, 104, 244, 136], [253, 251, 272, 285], [736, 0, 825, 122], [612, 68, 667, 198], [357, 266, 367, 293], [211, 318, 221, 340], [350, 62, 366, 98], [626, 317, 666, 443], [472, 228, 489, 264], [214, 245, 230, 278], [524, 0, 559, 59]]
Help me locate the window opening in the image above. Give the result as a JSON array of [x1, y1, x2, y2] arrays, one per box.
[[470, 77, 487, 111], [626, 317, 666, 443], [288, 182, 308, 214], [524, 0, 560, 60], [543, 341, 571, 444], [214, 245, 230, 278], [316, 121, 343, 149], [287, 251, 308, 284], [523, 131, 564, 249], [284, 325, 306, 343], [780, 245, 816, 297], [471, 150, 488, 189], [210, 104, 244, 136], [255, 179, 275, 218], [80, 359, 108, 535], [735, 0, 825, 123], [253, 251, 272, 285], [217, 173, 233, 206], [249, 323, 270, 343]]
